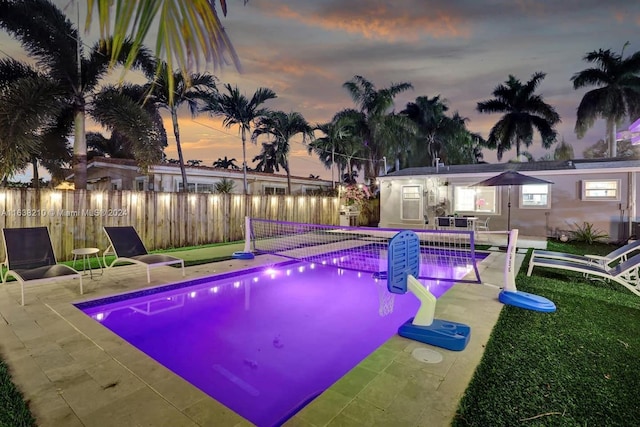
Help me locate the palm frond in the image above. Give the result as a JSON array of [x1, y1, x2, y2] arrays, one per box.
[[89, 0, 240, 105]]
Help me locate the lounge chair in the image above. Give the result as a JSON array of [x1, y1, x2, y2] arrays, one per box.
[[2, 227, 82, 305], [527, 252, 640, 296], [103, 226, 185, 283], [530, 240, 640, 268]]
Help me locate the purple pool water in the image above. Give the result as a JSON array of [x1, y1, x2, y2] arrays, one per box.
[[77, 258, 479, 426]]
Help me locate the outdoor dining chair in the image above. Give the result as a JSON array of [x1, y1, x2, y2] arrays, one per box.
[[476, 217, 491, 232], [103, 226, 185, 283], [436, 217, 452, 229], [2, 227, 82, 305], [454, 217, 470, 229]]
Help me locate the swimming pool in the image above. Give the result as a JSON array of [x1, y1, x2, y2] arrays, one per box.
[[77, 255, 484, 426]]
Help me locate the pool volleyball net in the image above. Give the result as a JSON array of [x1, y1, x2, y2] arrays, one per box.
[[245, 218, 482, 284]]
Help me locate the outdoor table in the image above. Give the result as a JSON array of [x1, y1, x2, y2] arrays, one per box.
[[71, 247, 103, 279]]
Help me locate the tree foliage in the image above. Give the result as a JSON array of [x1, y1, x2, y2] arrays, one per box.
[[477, 72, 560, 160], [251, 111, 314, 194], [572, 43, 640, 157], [202, 84, 277, 194]]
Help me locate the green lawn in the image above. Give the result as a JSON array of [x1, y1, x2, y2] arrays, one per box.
[[453, 242, 640, 426], [0, 360, 36, 427]]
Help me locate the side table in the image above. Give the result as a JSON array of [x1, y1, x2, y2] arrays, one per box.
[[72, 248, 103, 278]]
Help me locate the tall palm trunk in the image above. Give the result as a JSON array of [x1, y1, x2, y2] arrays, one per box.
[[608, 119, 618, 157], [171, 109, 189, 192], [31, 158, 39, 189], [241, 127, 248, 194], [73, 108, 87, 189], [285, 162, 292, 195]]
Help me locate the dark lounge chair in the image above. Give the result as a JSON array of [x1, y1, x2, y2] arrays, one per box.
[[103, 226, 185, 283], [2, 227, 82, 305]]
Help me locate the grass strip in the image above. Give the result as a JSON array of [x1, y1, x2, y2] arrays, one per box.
[[0, 360, 36, 427], [453, 242, 640, 426]]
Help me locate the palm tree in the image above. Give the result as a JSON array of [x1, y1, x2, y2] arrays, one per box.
[[439, 113, 485, 166], [90, 85, 167, 170], [202, 84, 277, 194], [401, 95, 462, 167], [342, 75, 415, 184], [308, 110, 367, 187], [571, 43, 640, 157], [213, 156, 240, 170], [0, 57, 70, 185], [0, 73, 67, 184], [146, 63, 217, 191], [86, 132, 130, 159], [0, 0, 157, 189], [83, 0, 240, 105], [477, 72, 561, 160], [251, 111, 314, 194], [252, 142, 279, 174]]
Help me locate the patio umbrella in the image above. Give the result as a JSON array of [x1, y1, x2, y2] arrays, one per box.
[[471, 170, 553, 231]]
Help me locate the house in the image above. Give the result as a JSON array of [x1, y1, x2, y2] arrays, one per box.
[[378, 158, 640, 242], [68, 157, 333, 195]]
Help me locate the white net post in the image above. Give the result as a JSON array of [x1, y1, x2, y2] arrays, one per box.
[[503, 229, 519, 292], [243, 216, 252, 253]]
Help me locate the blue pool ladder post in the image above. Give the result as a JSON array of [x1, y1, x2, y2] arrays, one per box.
[[388, 231, 471, 351], [498, 229, 556, 313]]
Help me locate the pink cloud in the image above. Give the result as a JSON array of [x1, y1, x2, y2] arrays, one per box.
[[262, 4, 470, 41]]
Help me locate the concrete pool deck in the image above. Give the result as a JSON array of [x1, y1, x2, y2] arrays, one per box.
[[0, 247, 525, 427]]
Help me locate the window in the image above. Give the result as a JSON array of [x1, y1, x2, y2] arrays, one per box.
[[581, 180, 620, 201], [401, 185, 422, 220], [453, 185, 497, 214], [110, 179, 122, 191], [520, 184, 550, 208], [177, 182, 197, 192], [264, 186, 286, 195], [196, 184, 214, 193]]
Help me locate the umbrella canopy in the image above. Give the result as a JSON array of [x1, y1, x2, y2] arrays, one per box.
[[472, 170, 553, 187], [472, 171, 554, 231]]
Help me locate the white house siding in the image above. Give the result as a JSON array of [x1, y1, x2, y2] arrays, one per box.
[[379, 160, 640, 242], [76, 157, 332, 195]]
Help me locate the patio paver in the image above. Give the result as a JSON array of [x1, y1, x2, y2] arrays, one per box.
[[0, 246, 525, 426]]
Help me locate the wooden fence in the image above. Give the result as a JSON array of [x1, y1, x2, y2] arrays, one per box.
[[0, 189, 341, 262]]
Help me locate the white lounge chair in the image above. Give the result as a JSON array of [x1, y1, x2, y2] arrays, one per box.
[[103, 226, 185, 283], [527, 252, 640, 296], [530, 240, 640, 268], [2, 227, 82, 305]]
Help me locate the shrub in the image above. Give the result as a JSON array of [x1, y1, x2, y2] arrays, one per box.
[[214, 178, 236, 194], [570, 221, 609, 244]]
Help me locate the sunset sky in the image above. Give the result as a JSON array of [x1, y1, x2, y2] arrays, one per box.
[[3, 0, 640, 181]]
